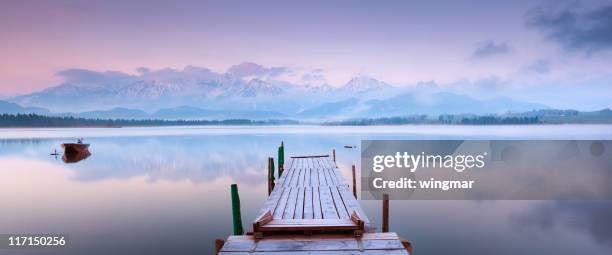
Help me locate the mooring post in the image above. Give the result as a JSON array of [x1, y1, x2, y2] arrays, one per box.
[[278, 141, 284, 177], [268, 157, 275, 195], [267, 157, 271, 195], [332, 149, 336, 163], [352, 164, 357, 198], [214, 238, 225, 254], [382, 193, 389, 232], [230, 184, 244, 235]]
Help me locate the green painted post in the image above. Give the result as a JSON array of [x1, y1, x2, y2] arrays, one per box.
[[278, 141, 284, 177], [268, 157, 275, 194], [269, 157, 275, 182], [230, 184, 244, 235]]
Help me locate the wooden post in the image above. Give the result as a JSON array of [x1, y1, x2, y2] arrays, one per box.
[[332, 149, 336, 163], [267, 158, 271, 195], [214, 238, 225, 254], [278, 141, 284, 177], [352, 164, 357, 198], [268, 157, 275, 195], [382, 193, 389, 233], [230, 184, 244, 235]]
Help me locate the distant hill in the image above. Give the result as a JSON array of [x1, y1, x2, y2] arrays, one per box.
[[296, 92, 548, 119], [0, 100, 50, 115]]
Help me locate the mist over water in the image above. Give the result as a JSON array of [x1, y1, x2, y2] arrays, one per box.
[[1, 125, 611, 255]]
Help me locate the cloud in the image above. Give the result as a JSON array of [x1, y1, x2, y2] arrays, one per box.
[[527, 3, 612, 52], [472, 40, 513, 59], [56, 69, 135, 86], [138, 66, 219, 82], [522, 59, 551, 74], [227, 62, 289, 78], [300, 68, 327, 84], [512, 201, 612, 247]]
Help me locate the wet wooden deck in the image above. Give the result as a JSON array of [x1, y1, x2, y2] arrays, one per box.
[[254, 156, 370, 235], [219, 154, 410, 254], [219, 232, 409, 254]]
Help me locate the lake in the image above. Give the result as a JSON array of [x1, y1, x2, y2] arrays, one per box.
[[1, 125, 611, 255]]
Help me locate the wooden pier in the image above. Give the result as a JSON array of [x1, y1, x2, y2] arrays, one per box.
[[218, 151, 411, 254]]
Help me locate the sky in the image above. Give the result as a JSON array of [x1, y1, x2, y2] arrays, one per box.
[[1, 0, 612, 98]]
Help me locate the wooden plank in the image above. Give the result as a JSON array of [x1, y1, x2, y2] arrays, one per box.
[[220, 251, 409, 255], [298, 165, 305, 187], [294, 187, 305, 219], [281, 160, 295, 187], [303, 186, 313, 219], [256, 186, 285, 219], [319, 185, 339, 219], [304, 167, 311, 187], [225, 232, 400, 242], [283, 187, 299, 219], [291, 158, 302, 186], [330, 186, 349, 219], [322, 164, 334, 186], [291, 167, 301, 187], [307, 157, 314, 172], [273, 187, 291, 219], [317, 165, 327, 186], [220, 233, 408, 253], [257, 219, 358, 231], [337, 185, 370, 225], [311, 163, 320, 186], [290, 155, 329, 158], [313, 186, 322, 219]]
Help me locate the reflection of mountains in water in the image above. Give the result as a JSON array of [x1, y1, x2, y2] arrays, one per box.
[[62, 135, 344, 184]]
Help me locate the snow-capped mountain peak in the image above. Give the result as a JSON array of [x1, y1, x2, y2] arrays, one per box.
[[341, 76, 393, 92]]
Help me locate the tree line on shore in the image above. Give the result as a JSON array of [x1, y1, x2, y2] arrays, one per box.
[[0, 113, 297, 127]]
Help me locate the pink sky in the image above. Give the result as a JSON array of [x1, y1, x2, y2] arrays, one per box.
[[1, 0, 612, 96]]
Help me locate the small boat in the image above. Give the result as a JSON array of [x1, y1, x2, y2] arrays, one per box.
[[344, 145, 356, 149], [62, 138, 90, 155]]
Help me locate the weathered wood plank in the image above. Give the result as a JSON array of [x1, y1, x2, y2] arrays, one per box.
[[283, 187, 299, 219], [304, 167, 311, 187], [220, 233, 408, 253], [281, 160, 295, 187], [273, 187, 291, 219], [311, 163, 320, 186], [322, 164, 334, 186], [330, 185, 349, 219], [313, 186, 322, 219], [221, 250, 408, 254], [303, 186, 313, 219], [317, 165, 327, 186], [257, 220, 358, 232], [337, 185, 370, 225], [298, 164, 306, 187], [319, 185, 339, 219], [294, 187, 305, 219], [256, 186, 285, 219], [226, 232, 400, 242]]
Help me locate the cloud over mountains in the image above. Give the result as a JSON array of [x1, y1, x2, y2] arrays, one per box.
[[472, 40, 513, 59], [527, 3, 612, 52]]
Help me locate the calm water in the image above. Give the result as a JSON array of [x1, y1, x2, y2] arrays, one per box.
[[1, 125, 611, 255]]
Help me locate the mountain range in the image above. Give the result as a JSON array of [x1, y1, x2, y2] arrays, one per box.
[[3, 65, 550, 120]]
